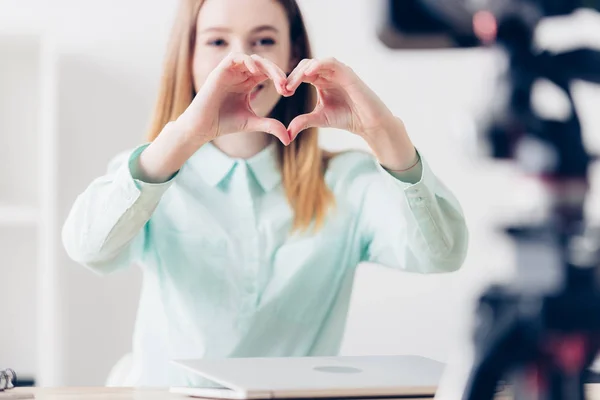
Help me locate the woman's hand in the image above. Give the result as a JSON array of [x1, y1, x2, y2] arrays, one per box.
[[177, 52, 292, 146], [138, 53, 292, 183], [285, 58, 418, 171]]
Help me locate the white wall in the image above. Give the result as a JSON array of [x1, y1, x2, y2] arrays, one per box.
[[1, 0, 599, 387], [0, 0, 176, 385]]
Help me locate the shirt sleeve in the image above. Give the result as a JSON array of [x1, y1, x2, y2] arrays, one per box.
[[61, 144, 176, 275], [355, 151, 469, 273]]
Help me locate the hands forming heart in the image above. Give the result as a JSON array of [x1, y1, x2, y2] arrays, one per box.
[[283, 57, 396, 144], [177, 53, 398, 147]]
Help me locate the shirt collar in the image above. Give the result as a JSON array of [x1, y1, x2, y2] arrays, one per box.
[[186, 141, 282, 191]]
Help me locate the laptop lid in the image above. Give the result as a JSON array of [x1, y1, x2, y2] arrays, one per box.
[[170, 355, 443, 399]]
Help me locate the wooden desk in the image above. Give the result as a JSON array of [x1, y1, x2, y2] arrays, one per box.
[[8, 388, 184, 400], [7, 388, 434, 400], [8, 386, 600, 399]]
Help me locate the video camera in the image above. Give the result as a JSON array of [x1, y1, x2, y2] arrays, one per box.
[[379, 0, 600, 49], [378, 1, 600, 399]]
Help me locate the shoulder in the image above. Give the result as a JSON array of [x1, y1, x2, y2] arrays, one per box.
[[324, 149, 384, 197], [325, 149, 380, 183]]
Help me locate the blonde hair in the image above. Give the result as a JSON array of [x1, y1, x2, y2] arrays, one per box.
[[147, 0, 334, 231]]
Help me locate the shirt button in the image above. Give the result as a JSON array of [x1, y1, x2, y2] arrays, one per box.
[[124, 188, 136, 202]]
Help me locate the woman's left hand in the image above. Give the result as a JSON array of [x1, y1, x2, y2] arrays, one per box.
[[284, 58, 418, 171]]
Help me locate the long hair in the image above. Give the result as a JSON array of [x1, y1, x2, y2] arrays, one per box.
[[147, 0, 334, 231]]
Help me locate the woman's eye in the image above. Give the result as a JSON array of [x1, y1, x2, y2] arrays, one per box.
[[208, 39, 227, 46], [254, 38, 276, 47]]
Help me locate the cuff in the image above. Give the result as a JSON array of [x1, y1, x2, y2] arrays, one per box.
[[382, 150, 423, 185], [377, 149, 435, 188], [376, 152, 437, 205], [128, 143, 179, 191], [112, 144, 176, 211]]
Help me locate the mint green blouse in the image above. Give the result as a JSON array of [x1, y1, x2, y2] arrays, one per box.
[[62, 141, 468, 387]]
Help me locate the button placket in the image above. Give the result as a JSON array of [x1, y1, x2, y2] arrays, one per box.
[[231, 161, 260, 306]]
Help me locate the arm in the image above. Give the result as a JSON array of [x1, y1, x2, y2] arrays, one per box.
[[61, 142, 176, 275], [357, 152, 468, 273], [63, 53, 294, 274], [284, 57, 468, 272]]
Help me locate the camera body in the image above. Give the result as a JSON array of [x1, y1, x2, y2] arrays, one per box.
[[378, 0, 599, 49], [377, 1, 600, 399]]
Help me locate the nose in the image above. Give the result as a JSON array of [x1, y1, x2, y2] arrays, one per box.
[[230, 39, 253, 56]]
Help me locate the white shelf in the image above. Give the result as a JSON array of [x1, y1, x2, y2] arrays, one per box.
[[0, 205, 38, 226], [0, 29, 57, 386], [0, 225, 38, 380], [0, 33, 41, 207]]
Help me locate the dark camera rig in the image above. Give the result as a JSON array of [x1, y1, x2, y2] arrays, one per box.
[[379, 1, 600, 399]]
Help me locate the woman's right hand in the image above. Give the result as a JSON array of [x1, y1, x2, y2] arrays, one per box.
[[176, 52, 292, 146], [136, 53, 291, 183]]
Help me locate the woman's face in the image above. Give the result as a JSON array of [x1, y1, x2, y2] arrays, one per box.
[[193, 0, 293, 117]]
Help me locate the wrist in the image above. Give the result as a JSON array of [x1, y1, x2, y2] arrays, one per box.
[[138, 122, 206, 183], [364, 117, 418, 171]]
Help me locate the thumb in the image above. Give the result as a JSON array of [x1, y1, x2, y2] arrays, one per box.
[[244, 116, 291, 146], [287, 112, 324, 141]]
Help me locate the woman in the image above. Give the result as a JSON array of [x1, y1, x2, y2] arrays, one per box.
[[62, 0, 468, 388]]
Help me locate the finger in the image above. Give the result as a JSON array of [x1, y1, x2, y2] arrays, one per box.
[[286, 58, 311, 86], [305, 57, 340, 76], [286, 61, 336, 89], [244, 116, 291, 146], [207, 53, 265, 93], [250, 55, 288, 95], [287, 111, 327, 141], [242, 56, 261, 75], [231, 55, 274, 93], [223, 53, 261, 78], [225, 53, 247, 70], [286, 58, 314, 93]]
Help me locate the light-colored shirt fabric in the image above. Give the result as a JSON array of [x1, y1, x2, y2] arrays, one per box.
[[62, 140, 468, 388]]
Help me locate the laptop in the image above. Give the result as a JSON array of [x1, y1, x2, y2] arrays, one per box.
[[169, 355, 444, 399]]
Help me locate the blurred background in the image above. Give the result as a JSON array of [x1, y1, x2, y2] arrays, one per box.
[[1, 0, 599, 388]]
